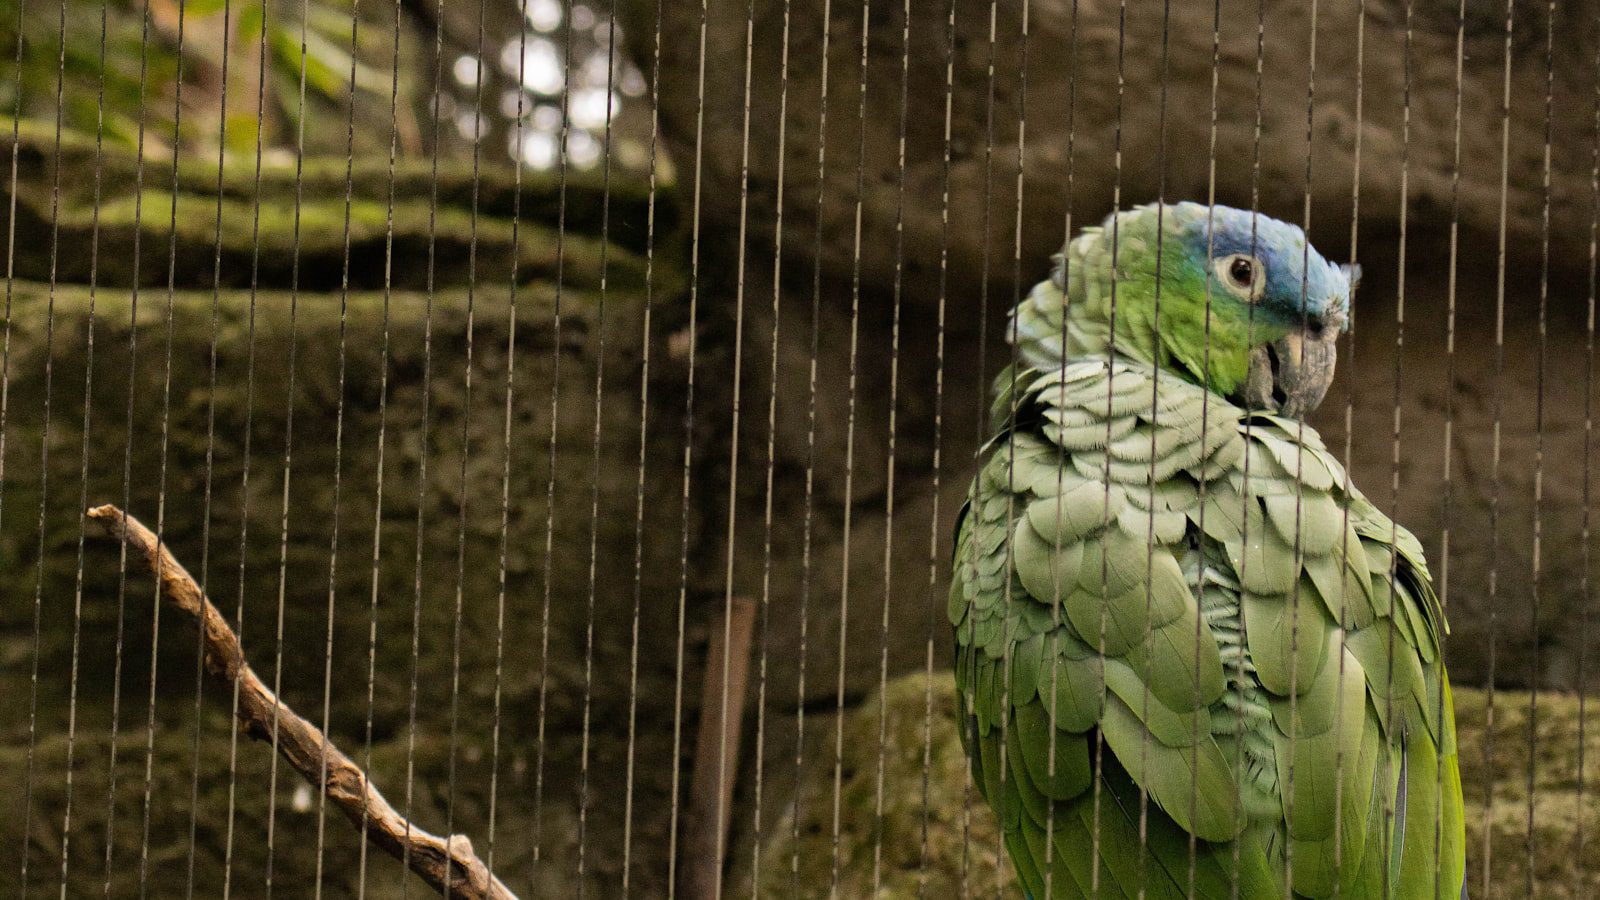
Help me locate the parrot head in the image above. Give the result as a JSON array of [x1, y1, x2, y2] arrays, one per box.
[[1033, 202, 1357, 418]]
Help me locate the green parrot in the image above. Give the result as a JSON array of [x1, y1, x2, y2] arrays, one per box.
[[950, 202, 1465, 899]]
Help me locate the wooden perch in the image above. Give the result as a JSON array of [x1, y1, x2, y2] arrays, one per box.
[[681, 596, 757, 899], [87, 504, 518, 900]]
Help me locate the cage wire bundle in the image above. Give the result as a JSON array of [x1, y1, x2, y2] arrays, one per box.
[[1, 0, 1597, 897]]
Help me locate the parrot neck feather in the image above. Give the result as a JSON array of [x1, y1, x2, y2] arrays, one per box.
[[1008, 223, 1272, 400]]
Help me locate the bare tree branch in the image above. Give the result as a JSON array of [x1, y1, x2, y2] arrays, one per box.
[[86, 504, 518, 900]]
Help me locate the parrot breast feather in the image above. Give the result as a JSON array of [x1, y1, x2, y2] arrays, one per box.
[[951, 358, 1464, 899]]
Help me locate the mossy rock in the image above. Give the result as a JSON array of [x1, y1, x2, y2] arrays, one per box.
[[3, 715, 590, 898], [0, 272, 691, 898], [750, 673, 1600, 899], [1, 117, 675, 292]]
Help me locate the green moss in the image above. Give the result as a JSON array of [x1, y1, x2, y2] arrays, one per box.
[[1453, 688, 1600, 898], [72, 188, 648, 293], [1, 117, 677, 292], [750, 674, 1018, 898]]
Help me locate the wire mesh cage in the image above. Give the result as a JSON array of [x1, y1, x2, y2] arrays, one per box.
[[2, 0, 1597, 897]]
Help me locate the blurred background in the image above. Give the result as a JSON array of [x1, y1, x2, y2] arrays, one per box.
[[0, 0, 656, 171], [1, 0, 1598, 896]]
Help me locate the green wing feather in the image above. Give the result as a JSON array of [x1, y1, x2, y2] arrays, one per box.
[[951, 359, 1465, 899]]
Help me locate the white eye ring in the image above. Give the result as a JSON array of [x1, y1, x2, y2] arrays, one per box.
[[1215, 254, 1265, 300]]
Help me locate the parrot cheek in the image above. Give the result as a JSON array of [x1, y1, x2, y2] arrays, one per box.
[[1243, 328, 1337, 418]]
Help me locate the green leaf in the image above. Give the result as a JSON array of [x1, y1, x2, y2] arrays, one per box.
[[236, 1, 265, 42], [184, 0, 230, 16]]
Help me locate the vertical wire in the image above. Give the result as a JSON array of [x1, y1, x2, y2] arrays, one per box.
[[1135, 4, 1174, 894], [1283, 0, 1327, 891], [1330, 1, 1368, 893], [87, 1, 151, 890], [59, 0, 112, 891], [310, 0, 364, 892], [826, 0, 872, 891], [748, 0, 793, 889], [1040, 1, 1081, 897], [993, 0, 1030, 894], [183, 0, 235, 894], [0, 5, 21, 873], [19, 0, 69, 891], [869, 0, 912, 891], [220, 0, 274, 890], [1483, 1, 1516, 893], [620, 0, 667, 889], [355, 3, 406, 895], [960, 0, 1001, 890], [487, 0, 534, 884], [1090, 1, 1130, 893], [1184, 2, 1223, 894], [916, 0, 959, 892], [1525, 4, 1556, 893], [791, 0, 833, 889], [666, 0, 711, 892], [574, 0, 619, 891], [100, 0, 153, 882], [1578, 10, 1600, 890], [529, 0, 571, 880], [441, 1, 490, 893], [399, 0, 448, 891], [710, 0, 759, 892], [1438, 10, 1466, 660], [0, 0, 18, 878], [263, 0, 313, 890], [1434, 0, 1468, 891], [135, 1, 192, 894], [1228, 1, 1270, 894]]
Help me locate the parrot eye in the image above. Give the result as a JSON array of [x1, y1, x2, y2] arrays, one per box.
[[1215, 254, 1265, 300]]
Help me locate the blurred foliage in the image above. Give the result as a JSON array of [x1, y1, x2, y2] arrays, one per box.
[[0, 0, 658, 175], [0, 0, 411, 159]]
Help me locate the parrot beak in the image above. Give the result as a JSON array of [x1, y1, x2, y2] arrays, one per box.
[[1243, 324, 1338, 419]]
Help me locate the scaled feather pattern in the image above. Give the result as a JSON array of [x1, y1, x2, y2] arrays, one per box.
[[951, 203, 1464, 899]]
